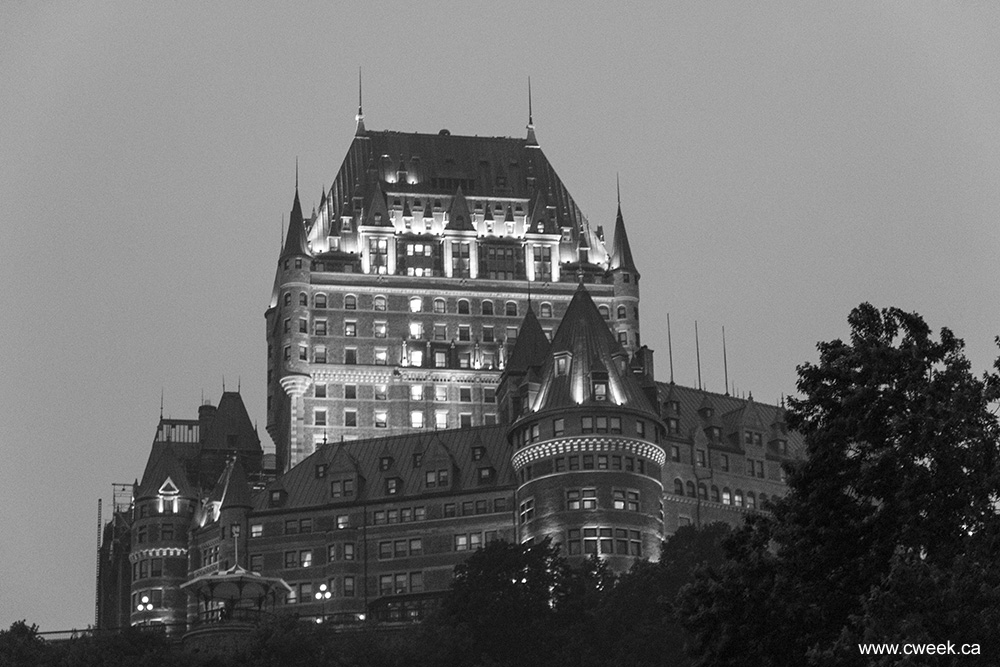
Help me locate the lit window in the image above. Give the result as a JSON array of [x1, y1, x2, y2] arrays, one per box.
[[409, 321, 423, 339], [374, 349, 388, 365], [374, 321, 387, 338], [435, 411, 448, 429], [409, 349, 423, 366], [375, 385, 387, 400], [519, 498, 534, 523], [300, 550, 312, 567], [409, 297, 422, 313], [344, 321, 356, 337], [433, 298, 446, 313], [374, 411, 387, 428], [374, 295, 387, 311], [410, 411, 424, 428]]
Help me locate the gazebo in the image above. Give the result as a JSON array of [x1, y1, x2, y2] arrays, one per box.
[[180, 564, 291, 654]]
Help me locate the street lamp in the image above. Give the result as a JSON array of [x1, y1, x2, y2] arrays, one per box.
[[136, 595, 154, 626], [314, 583, 332, 623]]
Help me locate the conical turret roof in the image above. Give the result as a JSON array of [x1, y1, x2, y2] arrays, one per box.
[[445, 186, 474, 231], [218, 459, 253, 511], [136, 444, 196, 500], [608, 203, 638, 275], [506, 306, 551, 374], [532, 285, 657, 416], [280, 188, 311, 258]]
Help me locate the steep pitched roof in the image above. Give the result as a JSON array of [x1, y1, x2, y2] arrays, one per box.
[[218, 459, 253, 510], [280, 188, 311, 258], [505, 306, 550, 374], [532, 285, 657, 416], [445, 186, 474, 231], [362, 180, 392, 228], [608, 203, 638, 275], [253, 425, 511, 512], [136, 444, 196, 500], [200, 392, 260, 453]]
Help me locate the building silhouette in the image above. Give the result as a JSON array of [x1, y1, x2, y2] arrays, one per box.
[[97, 108, 802, 634]]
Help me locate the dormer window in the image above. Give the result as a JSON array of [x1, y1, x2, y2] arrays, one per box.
[[555, 353, 570, 376], [269, 490, 287, 508], [380, 457, 393, 471]]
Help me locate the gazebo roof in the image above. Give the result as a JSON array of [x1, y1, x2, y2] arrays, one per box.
[[181, 564, 291, 601]]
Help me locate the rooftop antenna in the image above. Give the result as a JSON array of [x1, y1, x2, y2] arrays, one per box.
[[280, 215, 285, 251], [159, 388, 164, 419], [237, 376, 241, 393], [527, 274, 532, 308], [617, 173, 621, 206], [295, 157, 299, 191], [201, 388, 205, 405], [526, 77, 538, 146], [695, 321, 702, 390], [723, 326, 730, 396], [222, 375, 226, 393], [358, 67, 363, 118], [667, 313, 675, 384]]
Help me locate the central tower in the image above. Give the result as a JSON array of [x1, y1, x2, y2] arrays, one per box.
[[266, 110, 649, 473]]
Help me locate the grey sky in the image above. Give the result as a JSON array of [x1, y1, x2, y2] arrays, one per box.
[[2, 2, 998, 631]]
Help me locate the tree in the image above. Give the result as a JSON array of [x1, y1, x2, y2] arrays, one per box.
[[678, 304, 1000, 666], [0, 620, 51, 667]]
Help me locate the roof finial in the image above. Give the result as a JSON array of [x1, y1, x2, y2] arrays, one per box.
[[616, 173, 621, 207], [526, 77, 538, 147], [160, 388, 164, 420], [295, 157, 299, 192], [355, 67, 366, 135], [237, 376, 241, 393], [667, 313, 675, 384], [222, 374, 225, 392], [695, 321, 702, 391], [528, 76, 533, 126], [723, 326, 730, 396]]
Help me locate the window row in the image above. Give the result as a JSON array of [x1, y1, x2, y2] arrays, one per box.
[[513, 416, 657, 448], [285, 576, 357, 603], [134, 522, 176, 544], [565, 488, 640, 512], [132, 557, 164, 581], [454, 531, 501, 551], [672, 479, 771, 509], [520, 454, 651, 484], [566, 528, 642, 557], [372, 506, 427, 524], [443, 497, 508, 518], [670, 447, 770, 480], [312, 383, 496, 404], [281, 291, 566, 320], [312, 408, 496, 430], [378, 538, 423, 559]]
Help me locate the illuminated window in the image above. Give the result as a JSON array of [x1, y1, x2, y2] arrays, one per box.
[[375, 385, 387, 400], [374, 348, 388, 365], [374, 321, 387, 338], [409, 297, 422, 313], [435, 411, 448, 429], [434, 385, 447, 402], [374, 411, 387, 428], [408, 349, 423, 366], [722, 488, 732, 505], [433, 298, 446, 314], [409, 321, 423, 339], [410, 411, 424, 428], [410, 384, 424, 401], [344, 321, 356, 337], [374, 295, 387, 311]]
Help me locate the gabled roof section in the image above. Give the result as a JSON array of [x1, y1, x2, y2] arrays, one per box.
[[505, 306, 550, 374], [608, 203, 639, 275], [532, 285, 657, 416], [362, 180, 392, 228], [218, 459, 253, 510], [253, 425, 510, 512], [445, 186, 474, 231], [280, 188, 311, 259], [201, 392, 261, 453], [137, 444, 196, 500]]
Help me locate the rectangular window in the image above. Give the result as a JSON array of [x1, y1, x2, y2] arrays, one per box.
[[249, 554, 262, 573], [337, 515, 349, 529], [300, 550, 312, 568], [344, 348, 357, 365], [374, 411, 387, 428], [582, 417, 593, 434], [519, 498, 534, 523], [344, 410, 357, 427], [374, 384, 387, 400], [250, 524, 263, 538], [315, 320, 327, 336], [482, 326, 495, 342], [344, 384, 357, 399], [375, 348, 388, 365], [343, 576, 355, 597], [344, 543, 355, 560], [410, 411, 424, 428], [410, 384, 424, 401], [344, 321, 357, 337], [284, 551, 296, 568]]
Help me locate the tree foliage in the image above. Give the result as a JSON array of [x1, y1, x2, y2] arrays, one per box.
[[678, 304, 1000, 666]]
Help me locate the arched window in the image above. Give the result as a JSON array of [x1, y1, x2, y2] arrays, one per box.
[[686, 481, 696, 498], [299, 292, 308, 306], [315, 293, 327, 309], [746, 492, 756, 510], [540, 302, 553, 318], [481, 300, 494, 315], [283, 293, 291, 307], [598, 305, 610, 320], [734, 490, 744, 507], [344, 295, 357, 310], [673, 479, 684, 495], [617, 305, 627, 320], [505, 301, 518, 317], [711, 486, 720, 503], [374, 295, 387, 311], [698, 483, 708, 500], [458, 299, 470, 314], [722, 488, 732, 505], [433, 298, 446, 314], [409, 297, 422, 313]]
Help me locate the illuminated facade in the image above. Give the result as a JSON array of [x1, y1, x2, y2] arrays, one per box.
[[265, 111, 645, 473], [98, 111, 803, 634]]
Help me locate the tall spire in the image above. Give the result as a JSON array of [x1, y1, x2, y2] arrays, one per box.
[[355, 67, 366, 136], [526, 77, 538, 147], [608, 177, 639, 275], [281, 166, 311, 258]]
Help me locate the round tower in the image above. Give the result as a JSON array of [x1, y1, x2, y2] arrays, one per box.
[[607, 198, 641, 357], [509, 285, 664, 572]]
